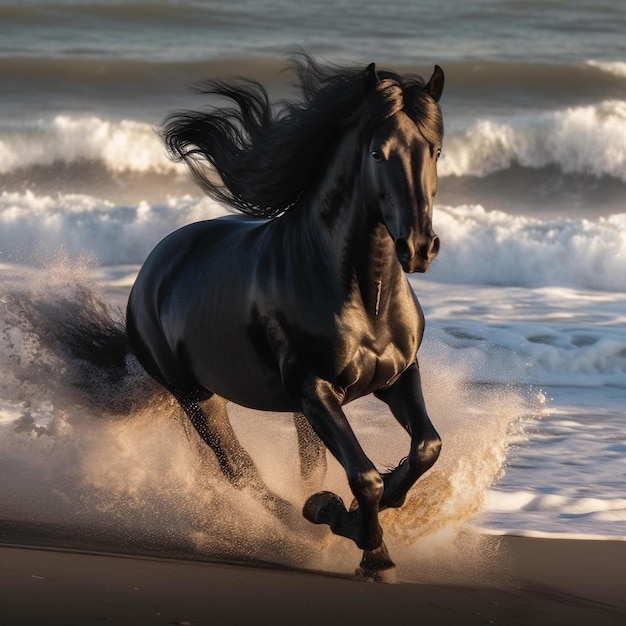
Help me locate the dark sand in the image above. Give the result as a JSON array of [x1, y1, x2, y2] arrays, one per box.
[[0, 524, 624, 626]]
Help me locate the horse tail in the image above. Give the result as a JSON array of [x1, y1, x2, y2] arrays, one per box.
[[8, 283, 161, 416], [42, 287, 131, 382]]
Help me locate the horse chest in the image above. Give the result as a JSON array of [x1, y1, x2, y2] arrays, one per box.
[[337, 317, 419, 398], [292, 291, 421, 400]]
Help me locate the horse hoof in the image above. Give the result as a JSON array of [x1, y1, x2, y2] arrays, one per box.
[[355, 541, 396, 582], [302, 491, 344, 525], [353, 565, 397, 584]]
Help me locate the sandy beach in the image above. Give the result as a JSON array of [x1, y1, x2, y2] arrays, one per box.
[[1, 525, 624, 626]]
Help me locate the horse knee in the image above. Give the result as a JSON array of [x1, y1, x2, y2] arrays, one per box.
[[350, 469, 384, 505], [414, 434, 442, 472]]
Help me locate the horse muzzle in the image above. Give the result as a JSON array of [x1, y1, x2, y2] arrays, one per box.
[[395, 234, 440, 273]]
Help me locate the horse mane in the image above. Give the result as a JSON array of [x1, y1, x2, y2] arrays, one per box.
[[162, 53, 443, 218]]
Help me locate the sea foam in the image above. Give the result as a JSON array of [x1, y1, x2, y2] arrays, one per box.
[[440, 100, 626, 180], [414, 279, 626, 388], [2, 191, 625, 292], [0, 115, 179, 175], [586, 59, 626, 79], [429, 204, 626, 292], [0, 190, 227, 266]]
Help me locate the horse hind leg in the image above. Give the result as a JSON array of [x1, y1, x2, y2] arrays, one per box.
[[175, 390, 292, 518], [176, 390, 246, 482]]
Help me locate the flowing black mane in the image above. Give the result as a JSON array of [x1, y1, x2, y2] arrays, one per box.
[[162, 54, 443, 218]]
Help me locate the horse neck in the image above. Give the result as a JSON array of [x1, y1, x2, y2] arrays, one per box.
[[292, 127, 405, 312]]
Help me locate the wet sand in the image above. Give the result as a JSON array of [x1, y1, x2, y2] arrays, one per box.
[[1, 529, 624, 626]]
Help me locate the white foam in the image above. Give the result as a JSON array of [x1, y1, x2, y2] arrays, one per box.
[[440, 100, 626, 180], [2, 104, 626, 184], [586, 59, 626, 78], [480, 528, 626, 541], [0, 115, 181, 175], [429, 204, 626, 292], [411, 279, 626, 388], [482, 489, 626, 539], [0, 190, 228, 266], [486, 490, 626, 516], [3, 191, 626, 293]]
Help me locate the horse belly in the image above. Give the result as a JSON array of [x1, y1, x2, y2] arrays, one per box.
[[180, 305, 298, 412], [191, 347, 297, 411]]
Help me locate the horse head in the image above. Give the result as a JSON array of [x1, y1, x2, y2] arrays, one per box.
[[361, 64, 444, 273]]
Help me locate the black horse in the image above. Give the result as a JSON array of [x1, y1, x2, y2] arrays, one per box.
[[127, 55, 444, 580]]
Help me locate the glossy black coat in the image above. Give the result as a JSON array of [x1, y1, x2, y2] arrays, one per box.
[[127, 62, 445, 579]]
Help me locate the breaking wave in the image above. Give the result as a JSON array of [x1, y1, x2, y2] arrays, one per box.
[[440, 100, 626, 181], [0, 115, 178, 176], [2, 190, 625, 293], [2, 95, 626, 184]]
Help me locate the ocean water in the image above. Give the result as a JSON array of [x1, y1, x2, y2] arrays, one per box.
[[0, 0, 625, 569]]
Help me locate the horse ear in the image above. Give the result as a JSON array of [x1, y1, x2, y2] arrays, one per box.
[[364, 63, 381, 94], [425, 65, 444, 102]]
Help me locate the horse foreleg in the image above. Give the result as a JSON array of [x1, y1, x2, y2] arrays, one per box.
[[297, 380, 384, 553], [374, 361, 441, 510], [175, 390, 292, 517], [355, 541, 397, 583], [293, 411, 327, 489]]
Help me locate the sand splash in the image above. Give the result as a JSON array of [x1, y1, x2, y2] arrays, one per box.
[[0, 264, 536, 581]]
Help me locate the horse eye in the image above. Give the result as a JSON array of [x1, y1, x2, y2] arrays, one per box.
[[435, 148, 442, 160], [371, 150, 382, 161]]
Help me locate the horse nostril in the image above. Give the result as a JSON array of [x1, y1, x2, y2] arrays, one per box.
[[430, 235, 440, 258]]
